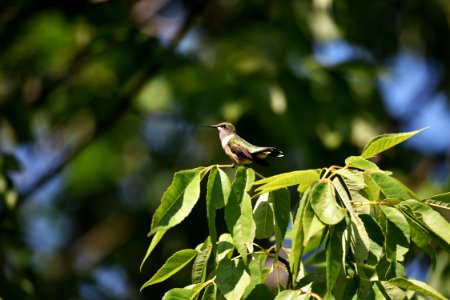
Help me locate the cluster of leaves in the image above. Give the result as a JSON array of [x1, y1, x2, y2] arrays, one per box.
[[141, 129, 450, 300]]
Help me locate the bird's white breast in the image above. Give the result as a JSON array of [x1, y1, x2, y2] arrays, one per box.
[[221, 134, 234, 148]]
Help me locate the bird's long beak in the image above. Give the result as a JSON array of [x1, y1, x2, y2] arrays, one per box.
[[197, 124, 218, 128]]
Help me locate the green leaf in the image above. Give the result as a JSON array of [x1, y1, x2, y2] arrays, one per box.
[[381, 206, 410, 262], [162, 283, 205, 300], [303, 202, 325, 245], [368, 173, 415, 200], [202, 283, 217, 300], [345, 156, 383, 172], [192, 237, 212, 284], [326, 220, 346, 298], [243, 253, 270, 298], [398, 199, 450, 250], [424, 192, 450, 209], [405, 216, 436, 267], [233, 193, 256, 258], [332, 176, 370, 263], [253, 193, 274, 239], [225, 167, 251, 232], [216, 258, 251, 300], [388, 278, 448, 300], [311, 181, 346, 225], [271, 188, 291, 251], [140, 229, 167, 271], [206, 167, 231, 255], [360, 128, 425, 159], [225, 167, 255, 258], [378, 281, 406, 300], [254, 169, 320, 194], [289, 189, 310, 284], [216, 233, 234, 263], [141, 249, 197, 290], [150, 167, 206, 235], [359, 214, 384, 265], [274, 290, 307, 300], [349, 214, 370, 263]]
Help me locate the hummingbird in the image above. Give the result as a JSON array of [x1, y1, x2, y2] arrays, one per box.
[[202, 122, 284, 167]]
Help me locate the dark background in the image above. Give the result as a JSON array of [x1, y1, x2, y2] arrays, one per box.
[[1, 0, 450, 299]]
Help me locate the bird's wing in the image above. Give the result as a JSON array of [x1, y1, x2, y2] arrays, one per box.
[[229, 140, 253, 161]]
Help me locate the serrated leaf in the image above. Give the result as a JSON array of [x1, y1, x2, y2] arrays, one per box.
[[254, 169, 320, 194], [192, 237, 212, 284], [345, 156, 382, 172], [141, 229, 167, 271], [162, 283, 205, 300], [150, 168, 206, 235], [206, 167, 231, 255], [271, 188, 291, 250], [368, 173, 415, 200], [360, 128, 425, 159], [216, 258, 251, 300], [311, 181, 346, 225], [388, 278, 448, 300], [424, 192, 450, 209], [141, 249, 197, 290], [398, 199, 450, 250], [253, 193, 274, 239]]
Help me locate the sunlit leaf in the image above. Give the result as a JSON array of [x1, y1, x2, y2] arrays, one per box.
[[162, 283, 205, 300], [311, 181, 346, 225], [216, 233, 234, 263], [192, 237, 212, 284], [274, 289, 307, 299], [424, 192, 450, 209], [226, 167, 255, 258], [141, 229, 167, 271], [254, 169, 320, 194], [345, 156, 382, 172], [388, 278, 447, 300], [359, 214, 384, 265], [216, 258, 251, 300], [253, 193, 274, 239], [206, 167, 231, 255], [243, 253, 270, 298], [150, 167, 206, 235], [360, 128, 425, 159], [141, 249, 197, 290], [398, 199, 450, 250], [381, 206, 410, 262], [368, 173, 416, 200], [303, 202, 325, 245]]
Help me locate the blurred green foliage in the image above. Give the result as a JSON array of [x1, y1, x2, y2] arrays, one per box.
[[1, 0, 450, 299]]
